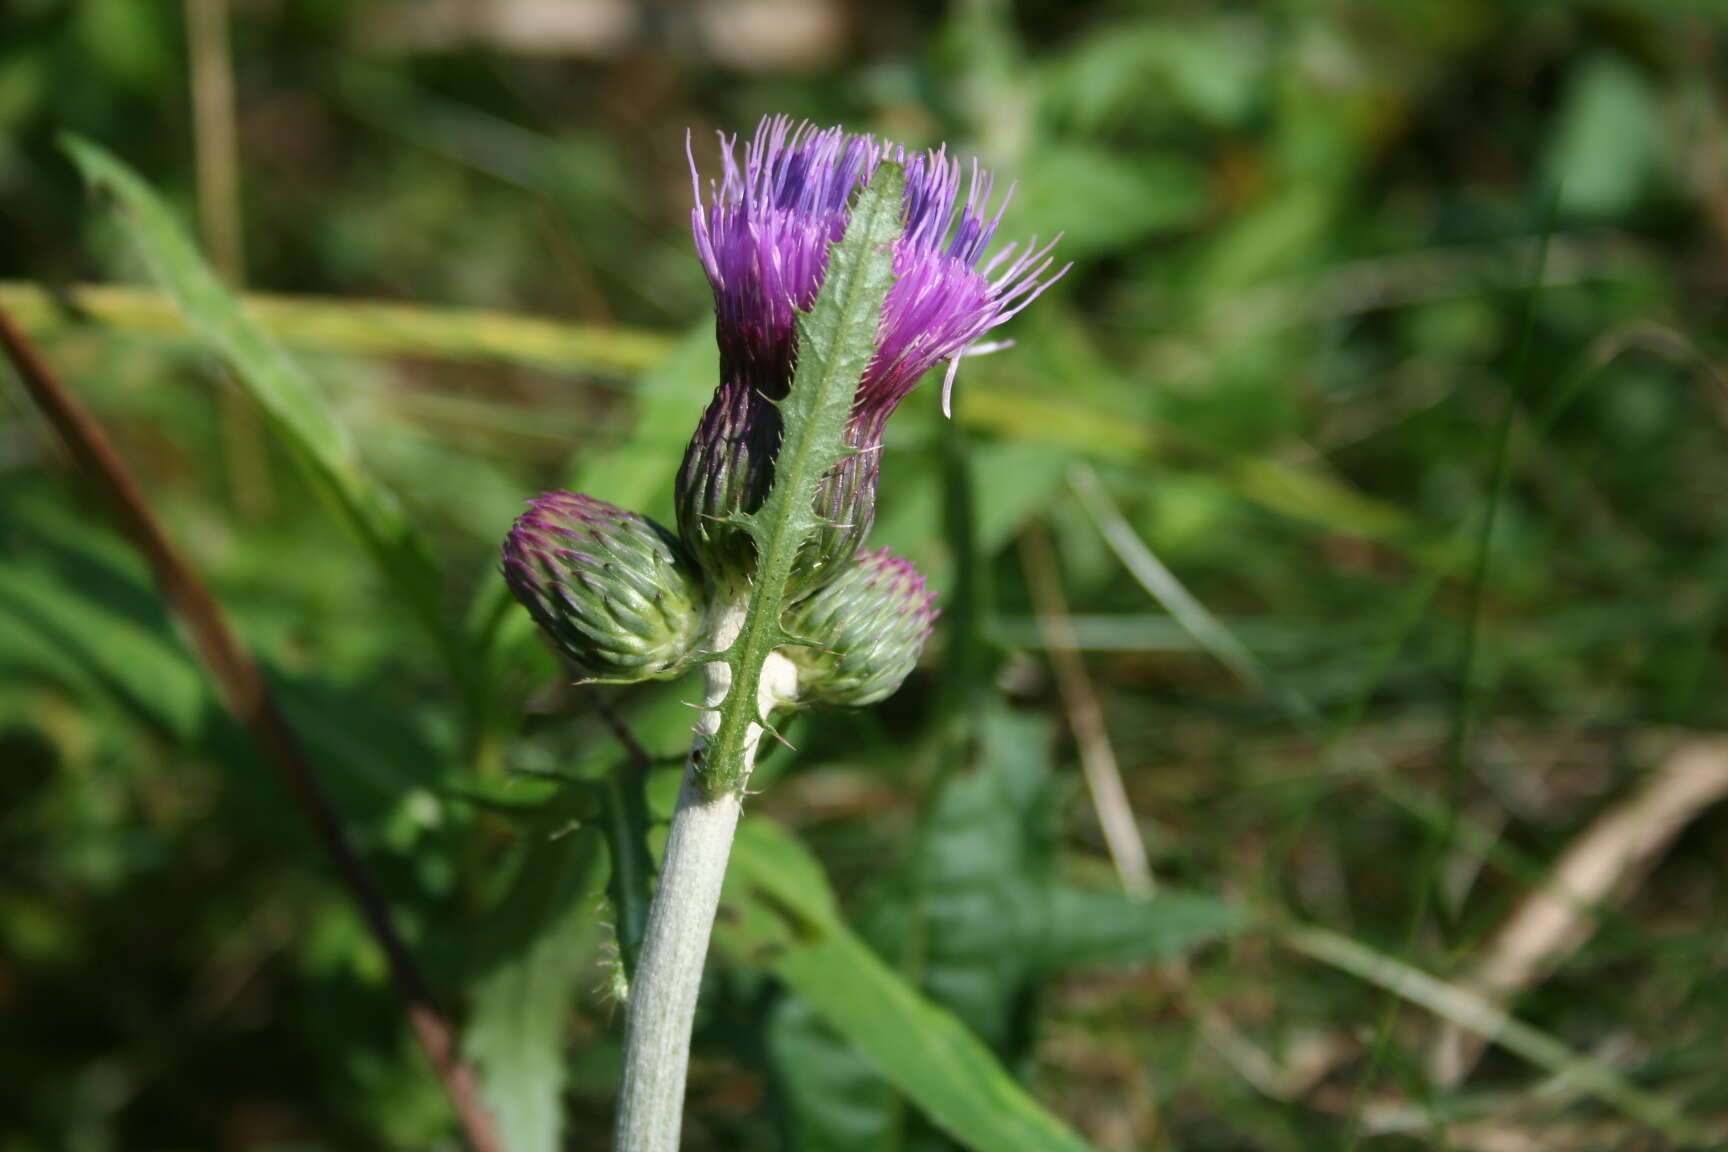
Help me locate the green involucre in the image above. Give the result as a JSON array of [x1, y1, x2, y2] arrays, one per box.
[[786, 548, 937, 708], [502, 492, 706, 682]]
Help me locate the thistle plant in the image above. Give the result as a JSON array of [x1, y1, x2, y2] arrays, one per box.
[[501, 116, 1063, 1152]]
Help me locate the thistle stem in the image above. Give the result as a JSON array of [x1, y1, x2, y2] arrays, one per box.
[[614, 602, 796, 1151]]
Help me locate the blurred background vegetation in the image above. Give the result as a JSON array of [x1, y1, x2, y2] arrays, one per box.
[[4, 0, 1728, 1149]]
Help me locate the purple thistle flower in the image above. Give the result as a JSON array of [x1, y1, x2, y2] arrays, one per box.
[[676, 115, 1066, 594]]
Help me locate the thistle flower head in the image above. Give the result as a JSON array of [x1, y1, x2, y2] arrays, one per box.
[[677, 116, 1066, 592], [501, 491, 705, 682], [785, 547, 939, 708]]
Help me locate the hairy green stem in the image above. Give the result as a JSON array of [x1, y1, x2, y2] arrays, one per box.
[[614, 601, 797, 1151]]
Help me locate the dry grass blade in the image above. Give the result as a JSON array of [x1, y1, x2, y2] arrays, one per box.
[[1431, 736, 1728, 1086], [0, 303, 508, 1152], [1018, 522, 1154, 897], [184, 0, 271, 516], [0, 280, 669, 376], [1282, 923, 1695, 1143], [1068, 462, 1272, 696]]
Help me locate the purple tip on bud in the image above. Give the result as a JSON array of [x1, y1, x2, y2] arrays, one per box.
[[501, 491, 706, 682], [785, 546, 940, 708]]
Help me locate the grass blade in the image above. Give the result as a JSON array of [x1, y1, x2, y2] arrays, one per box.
[[1069, 461, 1284, 703], [59, 139, 460, 673], [0, 301, 505, 1152], [1282, 924, 1695, 1144]]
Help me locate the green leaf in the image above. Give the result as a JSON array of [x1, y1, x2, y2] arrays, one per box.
[[566, 321, 720, 519], [887, 705, 1060, 1049], [720, 819, 1102, 1152], [0, 562, 207, 740], [60, 137, 460, 674], [773, 704, 1234, 1149], [1037, 886, 1241, 972], [1016, 145, 1207, 258], [767, 997, 899, 1152], [1548, 54, 1662, 218], [701, 161, 905, 796], [464, 801, 608, 1152], [876, 704, 1236, 1044]]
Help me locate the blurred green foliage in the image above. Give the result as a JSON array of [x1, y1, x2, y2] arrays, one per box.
[[5, 0, 1728, 1149]]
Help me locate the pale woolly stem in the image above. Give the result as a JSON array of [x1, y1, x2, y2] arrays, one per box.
[[613, 601, 797, 1152]]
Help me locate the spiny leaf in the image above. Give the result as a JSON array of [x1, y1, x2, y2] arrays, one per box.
[[698, 162, 906, 796]]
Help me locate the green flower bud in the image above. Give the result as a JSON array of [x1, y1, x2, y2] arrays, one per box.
[[501, 491, 705, 682], [784, 548, 938, 707]]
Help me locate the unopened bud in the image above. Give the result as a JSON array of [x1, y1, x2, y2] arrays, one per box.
[[502, 491, 705, 682], [784, 547, 937, 707]]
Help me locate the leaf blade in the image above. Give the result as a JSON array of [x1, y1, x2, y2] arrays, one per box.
[[702, 162, 906, 795], [721, 819, 1103, 1152], [60, 137, 458, 670], [465, 811, 608, 1152]]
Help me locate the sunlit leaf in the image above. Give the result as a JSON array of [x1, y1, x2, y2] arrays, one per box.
[[61, 138, 459, 672]]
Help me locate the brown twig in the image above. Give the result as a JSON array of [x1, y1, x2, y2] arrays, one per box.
[[0, 303, 507, 1152]]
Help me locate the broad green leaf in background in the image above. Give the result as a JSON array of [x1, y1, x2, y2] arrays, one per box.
[[1038, 886, 1241, 972], [0, 557, 207, 741], [769, 705, 1236, 1150], [768, 997, 900, 1152], [1046, 15, 1267, 130], [563, 321, 716, 523], [893, 706, 1236, 1044], [60, 138, 460, 673], [871, 438, 1073, 589], [888, 706, 1064, 1051], [1548, 54, 1663, 218], [1014, 145, 1208, 258], [464, 797, 607, 1152], [719, 818, 1105, 1152]]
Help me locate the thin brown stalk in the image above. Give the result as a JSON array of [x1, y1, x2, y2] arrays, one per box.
[[184, 0, 271, 514], [1019, 521, 1154, 896], [185, 0, 245, 283], [1022, 523, 1311, 1148], [0, 304, 507, 1152]]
